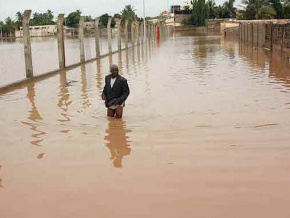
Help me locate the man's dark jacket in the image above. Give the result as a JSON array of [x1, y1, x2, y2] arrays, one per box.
[[102, 75, 130, 108]]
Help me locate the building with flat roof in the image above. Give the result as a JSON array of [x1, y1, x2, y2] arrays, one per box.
[[16, 25, 57, 37]]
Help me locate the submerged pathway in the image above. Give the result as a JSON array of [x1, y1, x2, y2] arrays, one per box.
[[1, 35, 290, 218]]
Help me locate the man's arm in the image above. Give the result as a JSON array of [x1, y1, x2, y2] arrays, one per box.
[[117, 79, 130, 104]]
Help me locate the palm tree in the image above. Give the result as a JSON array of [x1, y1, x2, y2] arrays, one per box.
[[5, 17, 14, 36], [207, 0, 217, 18], [242, 0, 268, 19], [15, 11, 23, 29], [121, 5, 137, 26]]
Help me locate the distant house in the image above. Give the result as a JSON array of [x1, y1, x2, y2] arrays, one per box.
[[149, 18, 160, 24], [84, 21, 95, 31], [16, 25, 57, 37], [171, 5, 181, 13], [161, 10, 170, 17]]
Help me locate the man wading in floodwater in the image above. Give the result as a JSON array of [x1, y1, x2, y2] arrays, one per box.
[[102, 65, 130, 119]]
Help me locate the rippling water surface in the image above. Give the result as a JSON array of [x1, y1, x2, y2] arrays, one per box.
[[0, 34, 290, 218]]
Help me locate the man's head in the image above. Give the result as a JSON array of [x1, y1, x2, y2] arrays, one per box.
[[110, 65, 119, 78]]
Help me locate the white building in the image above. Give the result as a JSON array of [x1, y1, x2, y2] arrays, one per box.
[[16, 25, 57, 37], [181, 0, 193, 10]]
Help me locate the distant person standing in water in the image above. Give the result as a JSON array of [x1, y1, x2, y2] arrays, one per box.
[[102, 65, 130, 119]]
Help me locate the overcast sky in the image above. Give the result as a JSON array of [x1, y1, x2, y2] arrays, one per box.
[[0, 0, 242, 21]]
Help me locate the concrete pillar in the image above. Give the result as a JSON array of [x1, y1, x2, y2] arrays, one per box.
[[125, 20, 129, 49], [249, 23, 253, 45], [136, 22, 140, 45], [57, 14, 66, 69], [94, 17, 100, 58], [131, 22, 135, 46], [246, 24, 251, 44], [245, 24, 248, 43], [107, 17, 112, 54], [147, 23, 151, 40], [243, 24, 246, 42], [117, 19, 122, 51], [282, 24, 285, 52], [239, 24, 242, 41], [140, 22, 144, 44], [23, 10, 33, 78], [79, 16, 85, 62], [258, 23, 266, 48], [253, 23, 258, 47]]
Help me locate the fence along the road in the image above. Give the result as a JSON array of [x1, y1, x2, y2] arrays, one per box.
[[0, 10, 173, 92], [224, 21, 290, 54]]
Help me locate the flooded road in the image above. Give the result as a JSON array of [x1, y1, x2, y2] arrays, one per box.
[[0, 36, 123, 86], [1, 34, 290, 218]]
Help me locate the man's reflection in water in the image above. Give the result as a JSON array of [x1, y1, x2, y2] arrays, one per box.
[[105, 119, 131, 168]]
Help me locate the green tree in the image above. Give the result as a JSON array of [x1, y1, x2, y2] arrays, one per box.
[[191, 0, 208, 26], [218, 0, 236, 18], [5, 17, 14, 35], [257, 5, 277, 18], [30, 10, 56, 26], [84, 16, 93, 22], [242, 0, 269, 19], [113, 13, 122, 19], [99, 13, 116, 28], [270, 0, 283, 18], [283, 3, 290, 18], [207, 0, 218, 18], [65, 10, 82, 27], [15, 11, 23, 29], [121, 5, 137, 26]]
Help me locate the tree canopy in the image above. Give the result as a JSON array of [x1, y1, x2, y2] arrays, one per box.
[[99, 13, 116, 28], [239, 0, 290, 19], [30, 10, 56, 26], [121, 5, 137, 25], [65, 10, 82, 27]]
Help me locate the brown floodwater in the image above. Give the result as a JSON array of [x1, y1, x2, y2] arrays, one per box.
[[0, 34, 290, 218]]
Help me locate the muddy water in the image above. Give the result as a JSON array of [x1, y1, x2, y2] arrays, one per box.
[[0, 36, 123, 87], [1, 35, 290, 218]]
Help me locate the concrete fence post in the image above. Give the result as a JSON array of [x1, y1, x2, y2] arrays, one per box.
[[117, 19, 122, 51], [251, 23, 254, 46], [149, 23, 151, 40], [243, 24, 246, 42], [23, 10, 33, 78], [107, 17, 112, 54], [258, 23, 265, 47], [79, 16, 85, 62], [148, 23, 151, 40], [57, 14, 66, 69], [125, 20, 129, 49], [131, 22, 135, 46], [140, 22, 144, 44], [94, 17, 100, 58], [136, 22, 139, 45], [282, 24, 285, 52], [271, 22, 274, 51]]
